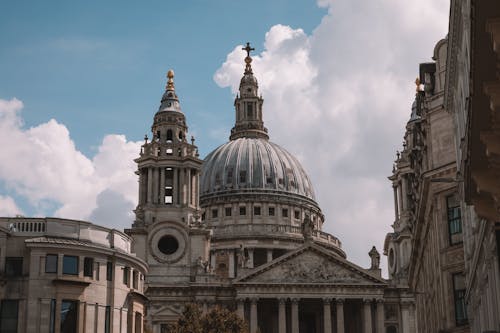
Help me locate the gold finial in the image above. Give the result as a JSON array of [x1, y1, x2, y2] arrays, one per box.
[[415, 77, 421, 92], [166, 69, 175, 90]]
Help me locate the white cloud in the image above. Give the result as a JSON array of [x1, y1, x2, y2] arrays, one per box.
[[0, 195, 23, 216], [0, 98, 140, 230], [214, 0, 449, 270]]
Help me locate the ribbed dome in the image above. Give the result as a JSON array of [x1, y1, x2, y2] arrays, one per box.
[[201, 138, 316, 200]]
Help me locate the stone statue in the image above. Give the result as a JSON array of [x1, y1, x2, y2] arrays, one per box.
[[301, 215, 315, 241], [369, 246, 380, 270], [237, 244, 248, 268]]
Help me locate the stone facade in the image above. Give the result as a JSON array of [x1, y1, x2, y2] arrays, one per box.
[[0, 217, 147, 333], [125, 51, 417, 333], [446, 0, 500, 331], [389, 1, 500, 332], [386, 38, 469, 333]]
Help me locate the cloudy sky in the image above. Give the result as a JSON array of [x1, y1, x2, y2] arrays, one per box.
[[0, 0, 449, 270]]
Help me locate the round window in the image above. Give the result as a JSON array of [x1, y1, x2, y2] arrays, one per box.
[[158, 235, 179, 255]]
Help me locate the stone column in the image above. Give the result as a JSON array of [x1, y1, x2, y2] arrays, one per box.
[[228, 249, 235, 278], [160, 167, 165, 204], [138, 171, 145, 205], [210, 251, 216, 272], [392, 186, 399, 219], [250, 298, 258, 333], [376, 299, 384, 333], [186, 169, 193, 206], [278, 298, 286, 333], [247, 249, 254, 268], [397, 183, 403, 215], [236, 298, 245, 320], [400, 301, 412, 333], [173, 168, 179, 205], [323, 298, 332, 333], [153, 167, 159, 204], [291, 298, 299, 333], [363, 299, 373, 333], [267, 249, 273, 263], [336, 299, 345, 333], [147, 167, 153, 203], [401, 177, 408, 211]]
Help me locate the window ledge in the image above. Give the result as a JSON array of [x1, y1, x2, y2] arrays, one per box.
[[52, 277, 91, 287]]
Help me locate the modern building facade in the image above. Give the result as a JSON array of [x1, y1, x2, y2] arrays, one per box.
[[0, 217, 148, 333], [125, 48, 416, 333]]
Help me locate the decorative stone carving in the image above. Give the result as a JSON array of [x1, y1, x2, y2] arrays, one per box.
[[244, 251, 363, 283]]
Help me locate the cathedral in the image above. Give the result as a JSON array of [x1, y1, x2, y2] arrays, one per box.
[[0, 45, 417, 333], [125, 45, 415, 333]]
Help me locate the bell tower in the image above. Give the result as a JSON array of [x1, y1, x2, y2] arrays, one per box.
[[134, 70, 202, 225], [126, 70, 210, 287]]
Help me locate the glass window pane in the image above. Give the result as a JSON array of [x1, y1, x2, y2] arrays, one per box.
[[60, 300, 78, 333], [62, 256, 78, 275], [83, 258, 93, 277], [5, 258, 23, 277], [46, 255, 58, 273], [0, 300, 19, 333]]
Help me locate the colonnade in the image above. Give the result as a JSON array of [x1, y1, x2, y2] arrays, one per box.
[[237, 297, 385, 333]]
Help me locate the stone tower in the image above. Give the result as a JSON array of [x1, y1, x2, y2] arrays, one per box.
[[126, 70, 211, 289]]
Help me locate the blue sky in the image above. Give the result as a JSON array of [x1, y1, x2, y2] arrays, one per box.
[[0, 0, 449, 268], [0, 0, 325, 156]]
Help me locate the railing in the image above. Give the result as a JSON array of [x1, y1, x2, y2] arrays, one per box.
[[0, 218, 132, 253], [212, 223, 341, 248], [3, 220, 46, 234]]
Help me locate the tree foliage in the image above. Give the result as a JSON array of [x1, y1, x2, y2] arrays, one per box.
[[166, 303, 248, 333]]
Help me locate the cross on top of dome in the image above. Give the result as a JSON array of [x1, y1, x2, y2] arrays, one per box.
[[242, 42, 255, 74]]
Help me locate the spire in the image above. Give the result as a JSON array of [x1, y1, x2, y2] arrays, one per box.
[[229, 43, 269, 140], [158, 69, 182, 113]]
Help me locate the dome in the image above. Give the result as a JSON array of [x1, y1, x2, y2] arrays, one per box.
[[201, 138, 316, 201]]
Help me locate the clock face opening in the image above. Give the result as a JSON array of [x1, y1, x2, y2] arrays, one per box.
[[158, 235, 179, 255]]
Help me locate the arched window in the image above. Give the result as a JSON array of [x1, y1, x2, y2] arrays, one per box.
[[386, 326, 397, 333], [178, 131, 183, 140], [166, 129, 173, 142]]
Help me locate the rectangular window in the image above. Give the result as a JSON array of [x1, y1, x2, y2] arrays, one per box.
[[282, 208, 288, 218], [294, 210, 300, 219], [0, 299, 19, 333], [254, 206, 261, 216], [212, 209, 218, 219], [62, 255, 78, 275], [447, 195, 462, 245], [106, 262, 113, 281], [60, 300, 78, 333], [246, 103, 253, 118], [268, 207, 275, 216], [239, 206, 246, 216], [104, 306, 111, 333], [452, 273, 468, 325], [133, 270, 138, 289], [83, 257, 93, 278], [45, 254, 58, 274], [49, 299, 56, 333], [239, 171, 247, 183], [5, 257, 23, 277], [123, 266, 130, 285], [225, 207, 232, 217]]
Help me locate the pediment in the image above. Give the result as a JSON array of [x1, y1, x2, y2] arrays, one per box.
[[235, 243, 386, 285], [150, 305, 183, 319]]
